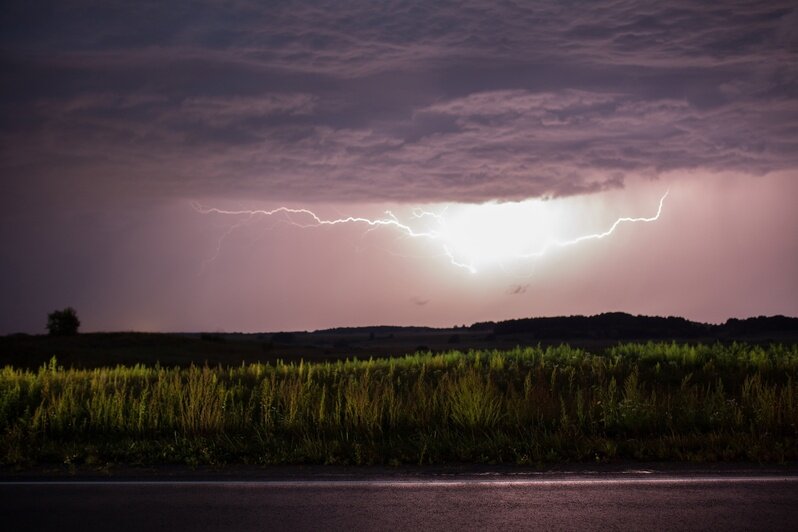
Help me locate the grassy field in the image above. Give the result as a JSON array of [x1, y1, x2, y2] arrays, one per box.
[[1, 342, 797, 466]]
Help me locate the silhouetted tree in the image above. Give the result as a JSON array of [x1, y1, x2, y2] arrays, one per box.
[[47, 307, 80, 336]]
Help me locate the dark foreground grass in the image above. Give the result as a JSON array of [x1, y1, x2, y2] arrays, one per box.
[[1, 343, 797, 466]]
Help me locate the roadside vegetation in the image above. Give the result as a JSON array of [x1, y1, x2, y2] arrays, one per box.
[[1, 342, 797, 466]]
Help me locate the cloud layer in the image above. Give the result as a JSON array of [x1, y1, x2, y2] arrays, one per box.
[[2, 0, 797, 203]]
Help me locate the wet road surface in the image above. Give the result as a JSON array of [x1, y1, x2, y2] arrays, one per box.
[[3, 472, 797, 531]]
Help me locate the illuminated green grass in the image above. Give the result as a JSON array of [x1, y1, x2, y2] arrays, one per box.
[[1, 343, 797, 466]]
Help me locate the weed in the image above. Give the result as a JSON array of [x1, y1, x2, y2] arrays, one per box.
[[0, 343, 796, 465]]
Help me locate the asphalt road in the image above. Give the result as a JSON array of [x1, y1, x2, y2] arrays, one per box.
[[3, 472, 798, 531]]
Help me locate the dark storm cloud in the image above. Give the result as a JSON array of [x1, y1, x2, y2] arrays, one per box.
[[1, 0, 796, 203]]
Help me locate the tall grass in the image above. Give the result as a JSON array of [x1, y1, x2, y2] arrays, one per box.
[[1, 343, 797, 465]]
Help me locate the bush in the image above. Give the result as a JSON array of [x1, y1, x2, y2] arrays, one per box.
[[46, 307, 80, 336]]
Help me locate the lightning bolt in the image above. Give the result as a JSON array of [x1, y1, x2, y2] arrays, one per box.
[[192, 190, 668, 274], [520, 190, 669, 259], [191, 205, 441, 238]]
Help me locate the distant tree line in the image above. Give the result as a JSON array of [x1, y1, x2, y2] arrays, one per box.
[[472, 313, 798, 340]]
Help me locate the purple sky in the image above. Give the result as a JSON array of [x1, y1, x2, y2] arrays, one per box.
[[1, 1, 797, 333]]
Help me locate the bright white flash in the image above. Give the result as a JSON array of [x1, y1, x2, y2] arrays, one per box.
[[193, 191, 668, 273]]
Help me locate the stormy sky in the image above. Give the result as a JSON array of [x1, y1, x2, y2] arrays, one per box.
[[1, 1, 796, 333]]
